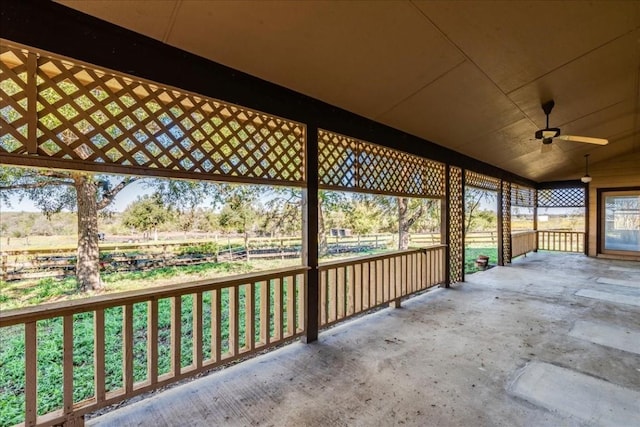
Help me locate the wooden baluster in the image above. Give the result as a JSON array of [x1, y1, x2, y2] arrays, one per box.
[[193, 292, 203, 369], [275, 278, 283, 340], [286, 276, 295, 337], [347, 264, 355, 316], [147, 300, 158, 385], [402, 255, 408, 296], [229, 286, 239, 356], [298, 273, 305, 334], [330, 268, 338, 322], [355, 262, 362, 314], [375, 259, 383, 304], [337, 267, 345, 320], [363, 262, 370, 308], [171, 297, 181, 375], [384, 258, 389, 301], [95, 309, 106, 403], [212, 289, 221, 362], [259, 281, 270, 346], [245, 284, 255, 350], [123, 304, 134, 392], [320, 270, 327, 326], [63, 315, 74, 416]]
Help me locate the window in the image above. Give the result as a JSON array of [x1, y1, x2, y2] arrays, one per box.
[[600, 190, 640, 254]]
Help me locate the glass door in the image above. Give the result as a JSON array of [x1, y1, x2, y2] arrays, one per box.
[[601, 190, 640, 255]]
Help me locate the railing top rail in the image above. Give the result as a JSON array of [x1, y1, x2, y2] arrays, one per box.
[[511, 230, 537, 235], [318, 245, 446, 270], [538, 230, 585, 233], [0, 266, 309, 327]]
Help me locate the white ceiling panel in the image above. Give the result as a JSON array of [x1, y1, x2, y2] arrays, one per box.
[[377, 61, 525, 147], [509, 32, 640, 129], [166, 1, 465, 120], [414, 0, 640, 93], [457, 118, 540, 166], [57, 0, 178, 41]]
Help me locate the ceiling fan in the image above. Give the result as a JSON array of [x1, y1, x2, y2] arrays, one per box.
[[535, 100, 609, 150]]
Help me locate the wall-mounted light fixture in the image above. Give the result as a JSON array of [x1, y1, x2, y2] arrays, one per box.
[[580, 154, 592, 183]]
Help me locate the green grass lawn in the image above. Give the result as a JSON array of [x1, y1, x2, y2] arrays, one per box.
[[0, 271, 300, 427]]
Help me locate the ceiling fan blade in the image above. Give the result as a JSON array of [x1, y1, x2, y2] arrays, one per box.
[[556, 135, 609, 145]]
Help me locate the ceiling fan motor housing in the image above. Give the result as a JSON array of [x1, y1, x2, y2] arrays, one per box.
[[535, 127, 560, 141]]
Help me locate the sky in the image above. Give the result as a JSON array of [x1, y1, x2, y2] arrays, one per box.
[[1, 179, 149, 213], [1, 173, 501, 214]]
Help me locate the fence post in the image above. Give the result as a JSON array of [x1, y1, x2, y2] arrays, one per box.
[[162, 245, 167, 267], [1, 253, 7, 282]]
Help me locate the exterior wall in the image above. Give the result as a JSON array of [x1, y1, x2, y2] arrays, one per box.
[[587, 151, 640, 260]]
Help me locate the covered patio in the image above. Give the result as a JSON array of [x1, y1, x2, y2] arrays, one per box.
[[1, 2, 639, 426], [88, 252, 640, 426]]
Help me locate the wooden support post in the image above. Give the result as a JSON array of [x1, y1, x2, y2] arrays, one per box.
[[533, 204, 538, 252], [443, 165, 451, 288], [302, 126, 319, 343], [584, 183, 589, 255], [460, 169, 466, 283], [497, 182, 504, 266]]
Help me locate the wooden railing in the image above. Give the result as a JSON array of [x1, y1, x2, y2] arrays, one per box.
[[511, 231, 537, 258], [537, 230, 585, 253], [0, 267, 307, 426], [317, 246, 446, 328]]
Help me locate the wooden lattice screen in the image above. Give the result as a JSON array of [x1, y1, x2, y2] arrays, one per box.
[[511, 183, 535, 207], [537, 187, 585, 208], [0, 41, 306, 185], [465, 170, 500, 191], [448, 166, 464, 283], [318, 129, 445, 197], [501, 180, 512, 265]]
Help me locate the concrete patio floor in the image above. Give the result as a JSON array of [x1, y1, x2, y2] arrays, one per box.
[[88, 252, 640, 427]]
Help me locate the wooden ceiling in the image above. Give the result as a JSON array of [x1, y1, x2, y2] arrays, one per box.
[[57, 1, 640, 182]]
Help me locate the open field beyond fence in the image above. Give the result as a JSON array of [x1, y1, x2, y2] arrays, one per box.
[[0, 232, 509, 282]]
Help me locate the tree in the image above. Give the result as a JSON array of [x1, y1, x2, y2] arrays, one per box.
[[121, 194, 172, 241], [150, 180, 211, 237], [318, 190, 348, 256], [397, 197, 425, 250], [262, 188, 302, 237], [214, 184, 263, 260], [465, 188, 497, 233], [0, 167, 137, 290], [345, 193, 384, 235]]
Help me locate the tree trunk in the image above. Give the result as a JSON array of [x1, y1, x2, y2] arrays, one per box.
[[244, 231, 249, 261], [398, 197, 424, 250], [74, 174, 101, 291], [398, 197, 410, 250], [318, 201, 328, 257]]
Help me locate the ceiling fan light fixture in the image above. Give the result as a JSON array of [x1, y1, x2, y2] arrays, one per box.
[[580, 154, 592, 183]]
